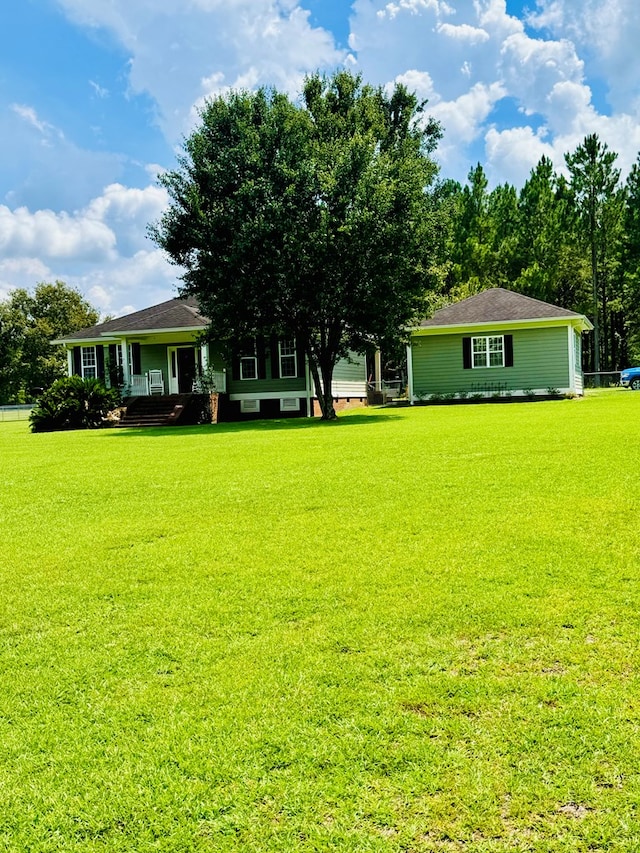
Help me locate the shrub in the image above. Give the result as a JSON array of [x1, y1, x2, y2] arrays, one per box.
[[30, 377, 121, 433]]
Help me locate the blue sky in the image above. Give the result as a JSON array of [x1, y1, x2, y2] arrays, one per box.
[[1, 0, 639, 315]]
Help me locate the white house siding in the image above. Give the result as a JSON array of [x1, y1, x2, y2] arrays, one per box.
[[331, 352, 367, 397]]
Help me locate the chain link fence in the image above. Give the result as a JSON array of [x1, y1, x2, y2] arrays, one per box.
[[583, 372, 622, 388], [0, 405, 33, 422]]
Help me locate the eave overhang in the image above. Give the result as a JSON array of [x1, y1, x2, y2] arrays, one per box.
[[52, 325, 207, 346], [410, 314, 593, 337]]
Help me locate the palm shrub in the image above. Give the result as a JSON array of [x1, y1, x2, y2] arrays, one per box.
[[29, 376, 121, 432]]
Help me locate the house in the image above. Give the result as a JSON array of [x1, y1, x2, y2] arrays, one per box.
[[54, 296, 369, 421], [408, 288, 593, 401]]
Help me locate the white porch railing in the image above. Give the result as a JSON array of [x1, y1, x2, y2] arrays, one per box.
[[194, 369, 227, 394], [128, 375, 148, 396], [125, 369, 227, 396]]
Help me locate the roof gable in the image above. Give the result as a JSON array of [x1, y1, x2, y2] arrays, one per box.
[[418, 288, 587, 328]]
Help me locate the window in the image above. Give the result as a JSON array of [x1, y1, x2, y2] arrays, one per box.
[[279, 340, 297, 377], [280, 397, 300, 412], [240, 356, 257, 380], [81, 346, 97, 378], [472, 335, 504, 368], [574, 332, 582, 370]]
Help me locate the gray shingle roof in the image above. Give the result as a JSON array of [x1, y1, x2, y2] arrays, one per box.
[[418, 288, 585, 328], [57, 296, 208, 341]]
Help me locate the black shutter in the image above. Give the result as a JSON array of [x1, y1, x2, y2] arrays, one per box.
[[504, 334, 513, 367], [296, 341, 305, 379], [108, 344, 117, 367], [131, 343, 141, 375], [73, 347, 82, 376], [270, 336, 280, 379], [462, 337, 472, 370], [96, 345, 105, 380], [231, 351, 240, 381], [257, 336, 267, 380]]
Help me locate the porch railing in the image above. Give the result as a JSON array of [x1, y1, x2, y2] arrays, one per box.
[[127, 375, 148, 396], [194, 369, 227, 394], [125, 369, 227, 396]]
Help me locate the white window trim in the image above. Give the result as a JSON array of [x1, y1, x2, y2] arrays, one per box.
[[278, 339, 297, 378], [472, 335, 505, 369], [240, 356, 258, 380], [81, 345, 97, 379], [280, 397, 300, 412]]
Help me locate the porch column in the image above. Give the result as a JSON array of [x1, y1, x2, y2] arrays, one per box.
[[67, 348, 73, 378], [305, 354, 312, 417], [121, 338, 130, 389], [200, 342, 209, 371], [374, 349, 382, 391], [406, 343, 414, 403], [567, 326, 576, 394]]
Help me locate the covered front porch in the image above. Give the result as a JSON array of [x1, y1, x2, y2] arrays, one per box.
[[68, 337, 227, 396]]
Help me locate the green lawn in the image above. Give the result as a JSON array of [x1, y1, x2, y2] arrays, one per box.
[[2, 391, 640, 852]]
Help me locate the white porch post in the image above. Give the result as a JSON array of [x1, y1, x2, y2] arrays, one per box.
[[200, 342, 209, 371], [305, 354, 312, 417], [121, 338, 130, 391], [406, 342, 415, 403], [567, 325, 575, 393], [66, 348, 74, 377], [374, 349, 382, 391]]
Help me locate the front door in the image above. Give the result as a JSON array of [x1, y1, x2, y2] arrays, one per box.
[[168, 346, 198, 393]]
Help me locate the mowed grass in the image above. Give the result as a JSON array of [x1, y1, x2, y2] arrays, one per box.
[[2, 392, 640, 852]]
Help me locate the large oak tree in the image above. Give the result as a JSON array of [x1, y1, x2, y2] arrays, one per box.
[[152, 70, 442, 419]]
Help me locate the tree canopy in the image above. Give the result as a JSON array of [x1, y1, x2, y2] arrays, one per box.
[[152, 70, 442, 418], [0, 281, 99, 404]]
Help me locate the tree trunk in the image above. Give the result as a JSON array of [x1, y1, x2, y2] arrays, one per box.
[[307, 351, 336, 420]]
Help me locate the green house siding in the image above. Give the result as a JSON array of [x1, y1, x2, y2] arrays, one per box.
[[139, 344, 171, 378], [227, 375, 307, 395], [412, 326, 571, 397]]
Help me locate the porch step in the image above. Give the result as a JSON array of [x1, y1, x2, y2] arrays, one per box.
[[118, 394, 195, 427]]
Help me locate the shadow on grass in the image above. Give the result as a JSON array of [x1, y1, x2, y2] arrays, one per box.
[[106, 411, 403, 439]]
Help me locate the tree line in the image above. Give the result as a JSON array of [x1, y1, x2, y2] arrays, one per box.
[[0, 281, 99, 404], [437, 135, 640, 373]]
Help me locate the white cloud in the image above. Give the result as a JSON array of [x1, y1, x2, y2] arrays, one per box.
[[83, 183, 168, 255], [392, 70, 438, 101], [484, 126, 555, 185], [0, 105, 127, 212], [10, 104, 59, 138], [0, 257, 53, 296], [528, 0, 640, 112], [53, 0, 344, 143], [432, 81, 505, 143], [499, 32, 584, 117], [437, 23, 489, 44], [376, 0, 452, 21], [72, 249, 178, 316], [89, 80, 109, 98], [0, 180, 176, 313], [0, 206, 116, 261]]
